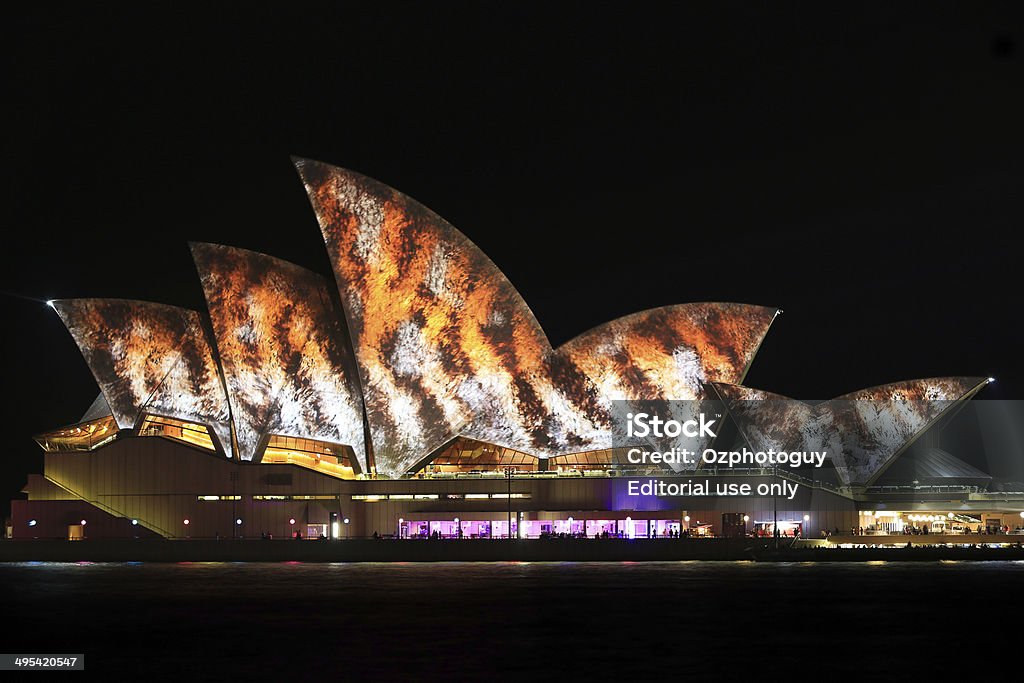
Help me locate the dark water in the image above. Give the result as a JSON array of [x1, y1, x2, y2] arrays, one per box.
[[2, 561, 1022, 680]]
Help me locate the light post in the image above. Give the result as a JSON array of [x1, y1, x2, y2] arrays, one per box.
[[344, 518, 350, 539], [684, 515, 690, 538], [290, 518, 296, 540], [503, 466, 515, 539], [803, 514, 810, 540], [399, 517, 404, 539], [743, 514, 750, 538], [229, 471, 239, 539], [568, 516, 574, 538], [454, 517, 460, 540], [773, 464, 779, 550]]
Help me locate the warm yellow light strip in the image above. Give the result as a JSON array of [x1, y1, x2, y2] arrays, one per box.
[[262, 447, 356, 480], [139, 415, 215, 451], [35, 416, 119, 452]]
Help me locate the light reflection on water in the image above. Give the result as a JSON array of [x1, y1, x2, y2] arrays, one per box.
[[2, 561, 1022, 678]]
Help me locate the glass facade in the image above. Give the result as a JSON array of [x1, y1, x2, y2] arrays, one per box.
[[262, 435, 356, 479], [418, 438, 538, 475], [139, 415, 216, 451], [35, 416, 118, 453]]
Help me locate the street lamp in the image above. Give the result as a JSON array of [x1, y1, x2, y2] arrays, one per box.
[[454, 517, 460, 539], [503, 466, 516, 539], [773, 463, 779, 549], [399, 517, 404, 539], [229, 471, 239, 539], [344, 518, 350, 539], [803, 514, 810, 539]]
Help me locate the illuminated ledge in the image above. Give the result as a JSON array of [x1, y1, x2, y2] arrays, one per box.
[[350, 492, 531, 502], [410, 439, 630, 478], [826, 533, 1024, 547], [34, 416, 119, 453]]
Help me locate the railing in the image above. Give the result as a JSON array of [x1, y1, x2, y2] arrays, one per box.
[[967, 491, 1024, 500], [411, 466, 846, 493], [698, 467, 845, 494], [865, 485, 979, 494]]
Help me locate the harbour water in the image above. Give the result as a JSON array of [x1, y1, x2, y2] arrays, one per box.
[[2, 561, 1022, 679]]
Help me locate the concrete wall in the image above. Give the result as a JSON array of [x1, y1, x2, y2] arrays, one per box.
[[15, 436, 860, 540], [11, 499, 161, 540]]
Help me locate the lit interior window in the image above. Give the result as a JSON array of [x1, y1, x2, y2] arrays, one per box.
[[34, 415, 119, 453], [262, 435, 357, 480], [139, 415, 215, 451], [414, 437, 539, 475]]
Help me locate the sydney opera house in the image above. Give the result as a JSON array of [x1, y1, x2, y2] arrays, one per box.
[[9, 159, 1024, 544]]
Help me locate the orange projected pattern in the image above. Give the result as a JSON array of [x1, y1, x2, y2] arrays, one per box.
[[558, 304, 777, 400], [297, 159, 778, 477], [53, 299, 233, 457], [298, 160, 562, 476], [192, 243, 367, 468], [713, 377, 990, 486]]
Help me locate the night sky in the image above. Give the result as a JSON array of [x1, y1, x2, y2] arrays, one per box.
[[3, 3, 1023, 511]]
